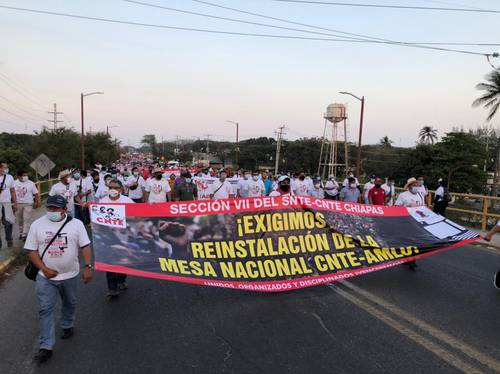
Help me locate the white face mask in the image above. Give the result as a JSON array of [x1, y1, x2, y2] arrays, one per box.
[[109, 189, 120, 198], [244, 174, 250, 180], [314, 183, 321, 189], [252, 176, 259, 181], [21, 176, 28, 182], [410, 187, 419, 194], [350, 183, 357, 188], [133, 171, 139, 177], [46, 211, 63, 222]]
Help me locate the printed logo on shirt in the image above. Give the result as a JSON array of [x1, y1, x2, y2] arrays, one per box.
[[44, 231, 68, 257], [90, 204, 126, 228], [16, 186, 28, 199]]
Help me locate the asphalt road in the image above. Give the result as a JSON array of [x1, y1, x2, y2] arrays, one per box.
[[1, 244, 499, 374]]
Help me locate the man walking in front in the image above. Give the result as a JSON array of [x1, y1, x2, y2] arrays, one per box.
[[25, 195, 93, 364]]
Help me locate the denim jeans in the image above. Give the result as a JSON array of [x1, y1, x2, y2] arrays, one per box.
[[35, 274, 78, 350], [106, 272, 127, 291], [1, 206, 13, 242]]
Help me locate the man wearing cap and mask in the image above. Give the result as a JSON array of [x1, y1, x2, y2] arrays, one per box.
[[144, 167, 171, 203], [49, 170, 81, 218], [269, 176, 293, 197], [395, 177, 425, 270], [25, 195, 92, 364], [323, 175, 339, 200]]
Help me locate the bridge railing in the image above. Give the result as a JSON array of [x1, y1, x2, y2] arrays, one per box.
[[395, 187, 500, 231], [35, 179, 59, 199]]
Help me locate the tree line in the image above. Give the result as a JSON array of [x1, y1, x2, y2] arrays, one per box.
[[0, 127, 120, 178]]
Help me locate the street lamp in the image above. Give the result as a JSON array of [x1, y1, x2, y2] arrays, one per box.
[[226, 120, 239, 168], [106, 125, 118, 136], [339, 91, 365, 179], [80, 91, 104, 170]]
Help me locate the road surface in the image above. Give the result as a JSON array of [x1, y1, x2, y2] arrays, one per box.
[[1, 244, 499, 374]]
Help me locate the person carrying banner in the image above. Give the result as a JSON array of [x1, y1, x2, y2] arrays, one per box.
[[210, 171, 234, 200], [175, 173, 198, 201], [368, 177, 386, 206], [323, 175, 339, 200], [340, 177, 361, 203], [269, 176, 293, 197], [247, 170, 266, 198], [395, 177, 425, 270], [99, 179, 134, 298], [25, 195, 92, 364]]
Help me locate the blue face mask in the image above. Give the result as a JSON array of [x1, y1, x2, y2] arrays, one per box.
[[46, 211, 63, 222], [73, 173, 81, 180]]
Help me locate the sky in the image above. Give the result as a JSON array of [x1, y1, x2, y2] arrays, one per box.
[[0, 0, 499, 148]]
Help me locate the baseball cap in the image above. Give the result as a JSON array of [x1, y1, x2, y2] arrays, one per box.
[[46, 195, 67, 208], [152, 167, 163, 174], [278, 175, 290, 183]]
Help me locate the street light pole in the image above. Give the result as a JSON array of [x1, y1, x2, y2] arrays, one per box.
[[106, 125, 118, 136], [226, 121, 239, 168], [339, 91, 365, 180], [80, 91, 104, 170]]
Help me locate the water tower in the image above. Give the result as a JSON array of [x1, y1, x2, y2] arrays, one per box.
[[317, 103, 349, 179]]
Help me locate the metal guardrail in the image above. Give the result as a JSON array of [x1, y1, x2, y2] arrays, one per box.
[[35, 179, 58, 198], [395, 187, 500, 231]]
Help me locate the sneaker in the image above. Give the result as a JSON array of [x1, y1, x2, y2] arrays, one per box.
[[118, 282, 128, 291], [34, 349, 53, 363], [494, 270, 500, 290], [107, 289, 119, 299], [61, 327, 74, 339]]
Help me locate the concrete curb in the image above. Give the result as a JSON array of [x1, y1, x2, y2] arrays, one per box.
[[0, 253, 19, 275]]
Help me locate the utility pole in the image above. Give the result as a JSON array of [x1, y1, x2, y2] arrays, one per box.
[[274, 126, 286, 173], [47, 103, 63, 130], [204, 134, 212, 154]]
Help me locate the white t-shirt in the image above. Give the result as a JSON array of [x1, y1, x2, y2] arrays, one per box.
[[395, 191, 425, 207], [381, 183, 395, 206], [145, 178, 171, 202], [126, 175, 146, 200], [324, 180, 339, 196], [49, 182, 78, 214], [0, 174, 14, 203], [416, 185, 428, 196], [246, 179, 266, 197], [71, 178, 92, 198], [24, 215, 91, 281], [237, 178, 249, 198], [435, 186, 444, 198], [310, 188, 325, 199], [99, 195, 135, 204], [211, 180, 233, 200], [363, 182, 375, 197], [293, 180, 310, 196], [13, 179, 38, 204]]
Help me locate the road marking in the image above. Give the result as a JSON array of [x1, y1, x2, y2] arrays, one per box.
[[328, 284, 482, 374], [337, 281, 500, 373]]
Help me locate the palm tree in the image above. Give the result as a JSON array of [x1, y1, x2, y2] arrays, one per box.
[[418, 126, 438, 145], [379, 136, 393, 147], [473, 69, 500, 122]]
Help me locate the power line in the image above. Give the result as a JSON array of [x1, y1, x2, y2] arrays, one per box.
[[192, 0, 499, 46], [0, 95, 47, 120], [272, 0, 500, 13], [0, 5, 497, 58], [125, 0, 500, 47], [0, 72, 48, 110], [0, 105, 40, 123]]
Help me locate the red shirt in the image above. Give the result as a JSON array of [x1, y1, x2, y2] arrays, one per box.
[[368, 187, 386, 206]]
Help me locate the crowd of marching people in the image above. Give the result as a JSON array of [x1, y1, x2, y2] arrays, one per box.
[[0, 159, 476, 364]]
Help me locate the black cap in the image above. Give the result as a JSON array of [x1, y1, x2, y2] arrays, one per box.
[[46, 195, 67, 208]]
